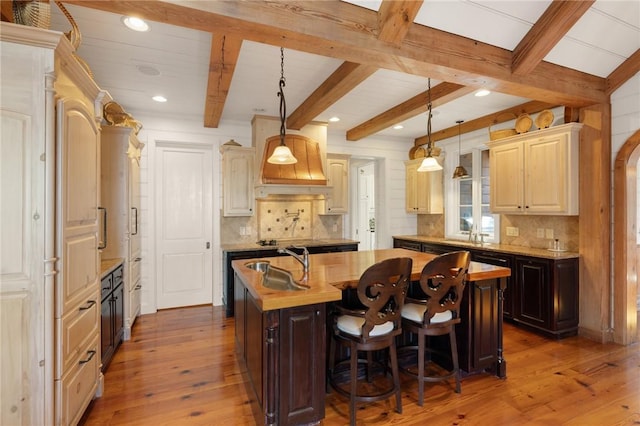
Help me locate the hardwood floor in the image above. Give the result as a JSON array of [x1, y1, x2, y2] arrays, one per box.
[[80, 305, 640, 425]]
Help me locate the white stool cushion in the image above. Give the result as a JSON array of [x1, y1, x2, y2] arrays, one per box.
[[336, 314, 394, 337], [402, 303, 453, 324]]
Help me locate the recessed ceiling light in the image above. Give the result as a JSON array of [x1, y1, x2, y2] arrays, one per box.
[[252, 108, 266, 113], [393, 124, 404, 130], [475, 89, 491, 97], [122, 16, 149, 32], [152, 95, 167, 103], [329, 116, 340, 122], [137, 65, 160, 76]]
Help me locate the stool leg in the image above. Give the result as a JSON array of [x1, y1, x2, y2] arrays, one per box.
[[450, 328, 461, 393], [366, 351, 373, 383], [418, 331, 425, 406], [350, 343, 357, 426], [389, 340, 402, 414], [328, 333, 336, 393]]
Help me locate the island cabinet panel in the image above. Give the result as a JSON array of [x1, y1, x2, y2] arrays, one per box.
[[393, 237, 579, 339], [279, 304, 326, 425], [234, 273, 326, 425]]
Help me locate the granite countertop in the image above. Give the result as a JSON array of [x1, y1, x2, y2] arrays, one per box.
[[232, 248, 510, 311], [101, 257, 124, 277], [221, 238, 359, 253], [394, 235, 579, 260]]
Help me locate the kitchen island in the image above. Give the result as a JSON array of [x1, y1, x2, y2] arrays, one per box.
[[232, 248, 511, 426]]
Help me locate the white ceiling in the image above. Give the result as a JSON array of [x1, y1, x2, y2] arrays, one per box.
[[49, 1, 639, 140]]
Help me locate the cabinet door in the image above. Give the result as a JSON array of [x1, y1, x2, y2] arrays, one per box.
[[490, 142, 524, 213], [393, 238, 421, 252], [222, 147, 255, 216], [233, 272, 247, 357], [324, 156, 349, 214], [101, 297, 113, 364], [525, 134, 568, 214], [472, 251, 515, 319], [516, 257, 550, 329], [113, 284, 125, 345], [405, 159, 443, 214]]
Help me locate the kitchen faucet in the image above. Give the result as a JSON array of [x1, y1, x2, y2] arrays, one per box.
[[277, 246, 309, 273]]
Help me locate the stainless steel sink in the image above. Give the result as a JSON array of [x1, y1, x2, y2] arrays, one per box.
[[244, 261, 309, 291]]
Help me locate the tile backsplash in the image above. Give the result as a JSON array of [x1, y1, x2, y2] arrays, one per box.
[[220, 195, 343, 244], [418, 214, 579, 251]]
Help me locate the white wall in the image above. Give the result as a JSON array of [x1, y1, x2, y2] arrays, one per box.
[[132, 115, 414, 311]]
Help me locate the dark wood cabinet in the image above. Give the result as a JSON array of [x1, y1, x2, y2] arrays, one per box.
[[514, 255, 579, 338], [393, 237, 579, 338], [101, 263, 124, 372], [223, 243, 357, 317], [235, 273, 326, 425]]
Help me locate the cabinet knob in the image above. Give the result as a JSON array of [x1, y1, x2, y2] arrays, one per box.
[[79, 300, 96, 311]]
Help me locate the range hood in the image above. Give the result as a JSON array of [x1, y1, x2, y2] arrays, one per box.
[[253, 115, 329, 198]]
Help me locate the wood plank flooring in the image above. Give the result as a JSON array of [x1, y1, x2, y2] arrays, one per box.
[[80, 305, 640, 425]]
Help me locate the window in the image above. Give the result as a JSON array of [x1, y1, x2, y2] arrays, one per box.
[[446, 147, 499, 243]]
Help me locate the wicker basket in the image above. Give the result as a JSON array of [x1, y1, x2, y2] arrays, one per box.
[[489, 112, 517, 141]]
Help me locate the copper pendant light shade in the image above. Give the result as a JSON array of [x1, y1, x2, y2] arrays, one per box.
[[452, 120, 469, 179]]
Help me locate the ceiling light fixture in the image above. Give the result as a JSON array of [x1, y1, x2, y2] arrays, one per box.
[[122, 16, 149, 32], [475, 89, 490, 97], [267, 47, 297, 165], [452, 120, 470, 179], [329, 116, 340, 122], [417, 78, 443, 172], [152, 95, 167, 103], [393, 124, 404, 130]]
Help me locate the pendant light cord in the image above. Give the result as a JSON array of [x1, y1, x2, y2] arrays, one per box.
[[278, 47, 287, 145], [426, 78, 433, 156]]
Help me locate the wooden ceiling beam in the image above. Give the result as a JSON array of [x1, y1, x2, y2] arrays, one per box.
[[288, 0, 419, 130], [414, 100, 559, 146], [66, 0, 607, 107], [287, 62, 376, 130], [204, 34, 242, 128], [512, 0, 594, 76], [606, 49, 640, 96], [347, 82, 473, 141], [377, 0, 422, 46]]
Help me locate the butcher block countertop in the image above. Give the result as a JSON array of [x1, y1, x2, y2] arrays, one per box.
[[232, 248, 511, 311]]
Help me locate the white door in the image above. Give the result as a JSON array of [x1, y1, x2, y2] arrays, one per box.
[[356, 162, 376, 251], [156, 143, 213, 309]]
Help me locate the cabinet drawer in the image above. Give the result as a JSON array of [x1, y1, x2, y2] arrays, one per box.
[[100, 274, 113, 300], [130, 257, 141, 288], [56, 333, 100, 426], [56, 295, 100, 377], [129, 279, 142, 323], [112, 264, 124, 287]]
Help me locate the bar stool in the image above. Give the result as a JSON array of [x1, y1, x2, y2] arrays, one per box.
[[327, 257, 412, 426], [400, 250, 470, 405]]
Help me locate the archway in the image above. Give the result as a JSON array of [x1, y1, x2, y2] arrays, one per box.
[[613, 129, 640, 344]]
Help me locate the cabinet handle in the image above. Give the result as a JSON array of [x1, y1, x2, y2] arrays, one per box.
[[131, 207, 138, 235], [79, 350, 96, 365], [78, 300, 96, 311], [135, 284, 142, 290], [98, 207, 107, 249], [135, 257, 142, 262]]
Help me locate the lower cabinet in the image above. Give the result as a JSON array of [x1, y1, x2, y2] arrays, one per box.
[[235, 273, 326, 425], [393, 238, 579, 338], [101, 264, 125, 372]]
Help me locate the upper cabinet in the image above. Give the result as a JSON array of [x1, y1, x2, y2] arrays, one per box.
[[321, 154, 350, 214], [221, 144, 255, 216], [488, 123, 582, 215], [405, 158, 443, 214]]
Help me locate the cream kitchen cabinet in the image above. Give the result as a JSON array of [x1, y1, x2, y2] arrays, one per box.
[[488, 123, 582, 215], [100, 125, 144, 341], [221, 145, 255, 216], [321, 154, 349, 214], [405, 158, 443, 214], [1, 23, 106, 425]]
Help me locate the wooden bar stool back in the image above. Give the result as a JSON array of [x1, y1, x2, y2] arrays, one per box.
[[328, 257, 412, 426], [400, 250, 470, 406]]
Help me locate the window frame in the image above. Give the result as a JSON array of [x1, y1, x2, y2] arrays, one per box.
[[445, 144, 500, 244]]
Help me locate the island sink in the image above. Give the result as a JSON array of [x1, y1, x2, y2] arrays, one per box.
[[244, 261, 309, 291]]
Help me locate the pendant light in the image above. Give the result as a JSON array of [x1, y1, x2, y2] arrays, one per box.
[[452, 120, 470, 179], [267, 47, 297, 165], [417, 78, 443, 172]]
